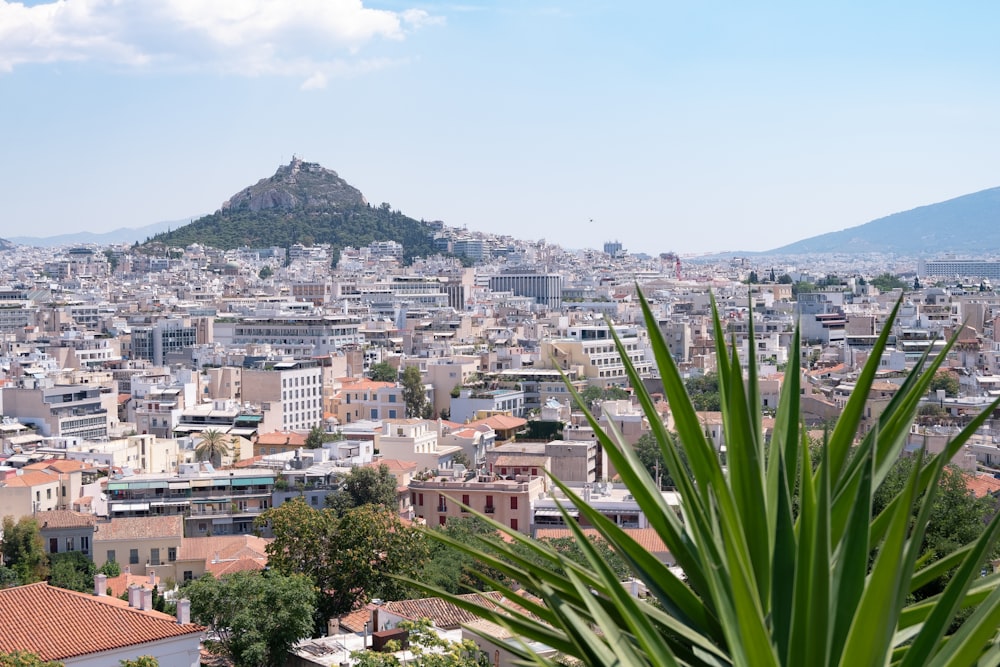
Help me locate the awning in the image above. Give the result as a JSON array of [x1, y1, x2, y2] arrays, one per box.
[[167, 481, 190, 489], [189, 479, 213, 488], [231, 476, 273, 486], [534, 509, 579, 517], [112, 502, 150, 512]]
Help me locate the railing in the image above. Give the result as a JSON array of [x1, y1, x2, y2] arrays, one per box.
[[484, 506, 495, 514]]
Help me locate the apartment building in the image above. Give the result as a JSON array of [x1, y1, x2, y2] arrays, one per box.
[[1, 379, 118, 440], [242, 359, 324, 433], [408, 472, 546, 533]]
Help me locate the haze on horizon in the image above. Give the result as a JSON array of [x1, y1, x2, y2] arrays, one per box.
[[2, 1, 999, 256]]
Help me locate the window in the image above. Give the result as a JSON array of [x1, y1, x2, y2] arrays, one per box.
[[439, 516, 447, 526], [388, 394, 396, 403], [107, 550, 116, 563], [129, 549, 139, 565], [510, 518, 518, 531], [461, 494, 470, 512], [81, 536, 90, 555], [150, 548, 160, 566], [46, 488, 52, 500], [49, 538, 58, 553], [418, 493, 424, 506], [485, 496, 495, 513], [168, 547, 177, 562], [198, 522, 207, 533], [510, 496, 518, 510], [66, 537, 75, 552], [183, 570, 193, 582]]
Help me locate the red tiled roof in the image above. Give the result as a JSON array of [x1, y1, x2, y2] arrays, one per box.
[[95, 515, 183, 541], [255, 431, 309, 446], [36, 510, 97, 530], [965, 473, 1000, 498], [534, 527, 670, 555], [382, 591, 507, 630], [0, 582, 202, 661]]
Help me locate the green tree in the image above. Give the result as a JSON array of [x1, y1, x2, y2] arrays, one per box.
[[326, 464, 399, 515], [369, 361, 399, 383], [98, 560, 121, 577], [258, 499, 428, 624], [119, 658, 159, 667], [194, 429, 231, 467], [420, 517, 507, 595], [186, 570, 315, 667], [0, 652, 63, 667], [929, 371, 960, 398], [305, 424, 327, 449], [415, 293, 1000, 666], [684, 372, 721, 411], [48, 551, 95, 593], [258, 266, 273, 280], [0, 516, 48, 584], [870, 272, 908, 292], [873, 458, 1000, 600], [401, 366, 428, 418], [634, 432, 691, 489]]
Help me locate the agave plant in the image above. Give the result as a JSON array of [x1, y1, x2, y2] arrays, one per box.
[[412, 292, 1000, 666]]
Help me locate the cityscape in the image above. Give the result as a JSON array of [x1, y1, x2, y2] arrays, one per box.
[[3, 176, 1000, 664], [5, 0, 1000, 665]]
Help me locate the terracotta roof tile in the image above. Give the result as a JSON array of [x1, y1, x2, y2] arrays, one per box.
[[0, 582, 202, 661], [381, 591, 507, 630], [36, 510, 97, 530], [95, 515, 183, 541], [0, 469, 59, 487]]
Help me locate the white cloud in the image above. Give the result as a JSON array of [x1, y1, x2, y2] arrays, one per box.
[[300, 70, 327, 91], [0, 0, 441, 82]]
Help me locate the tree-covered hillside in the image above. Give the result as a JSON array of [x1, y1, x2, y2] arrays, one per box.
[[143, 158, 439, 263], [145, 202, 437, 263]]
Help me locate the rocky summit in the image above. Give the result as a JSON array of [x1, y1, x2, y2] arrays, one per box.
[[220, 157, 368, 213]]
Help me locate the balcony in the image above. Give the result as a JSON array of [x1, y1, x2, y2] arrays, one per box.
[[437, 505, 448, 513], [484, 506, 495, 514]]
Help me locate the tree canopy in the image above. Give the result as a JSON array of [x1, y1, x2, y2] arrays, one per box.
[[258, 498, 428, 624], [186, 570, 316, 667], [401, 366, 428, 418], [1, 516, 47, 585], [326, 464, 399, 516], [369, 361, 399, 383]]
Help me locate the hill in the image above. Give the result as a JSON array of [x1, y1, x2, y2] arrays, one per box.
[[8, 218, 194, 248], [0, 238, 14, 251], [146, 158, 438, 262], [768, 187, 1000, 254]]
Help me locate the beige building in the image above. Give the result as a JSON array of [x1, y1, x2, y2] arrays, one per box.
[[540, 323, 652, 386], [93, 515, 184, 579], [380, 419, 463, 473], [424, 356, 482, 416], [408, 472, 546, 534], [242, 359, 324, 433], [64, 434, 182, 475], [1, 380, 119, 440]]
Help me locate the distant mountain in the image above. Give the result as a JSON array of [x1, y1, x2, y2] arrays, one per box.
[[768, 187, 1000, 255], [146, 158, 438, 262], [8, 218, 197, 248], [0, 237, 14, 251]]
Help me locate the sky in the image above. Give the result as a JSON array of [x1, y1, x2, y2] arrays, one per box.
[[2, 1, 1000, 255]]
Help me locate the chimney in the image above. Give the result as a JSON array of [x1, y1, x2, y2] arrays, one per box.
[[141, 588, 153, 611], [149, 570, 156, 586], [128, 584, 140, 608], [124, 565, 131, 576], [94, 573, 107, 596], [176, 598, 191, 625]]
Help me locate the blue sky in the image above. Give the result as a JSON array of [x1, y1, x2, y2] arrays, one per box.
[[2, 1, 999, 255]]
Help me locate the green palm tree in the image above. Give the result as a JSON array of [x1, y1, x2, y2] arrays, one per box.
[[414, 293, 1000, 666], [194, 429, 232, 468]]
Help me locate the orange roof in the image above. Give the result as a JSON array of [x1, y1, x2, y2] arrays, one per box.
[[369, 459, 418, 473], [25, 458, 95, 474], [965, 473, 1000, 498], [534, 527, 670, 555], [255, 430, 309, 446], [104, 571, 161, 598], [0, 582, 202, 661], [0, 469, 59, 487], [472, 415, 528, 430], [36, 510, 97, 530]]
